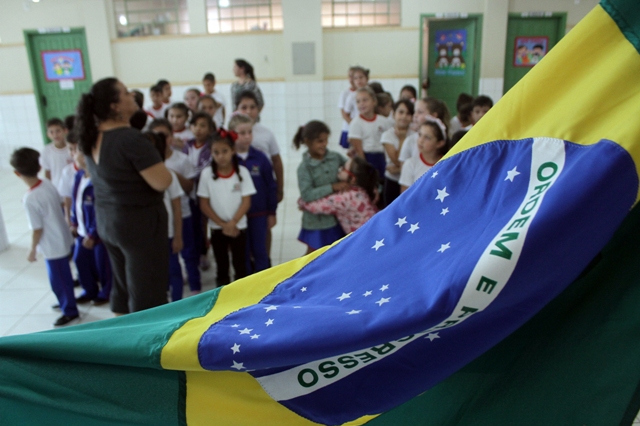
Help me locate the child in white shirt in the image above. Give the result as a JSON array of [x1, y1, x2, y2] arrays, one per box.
[[11, 147, 78, 326], [41, 118, 72, 191]]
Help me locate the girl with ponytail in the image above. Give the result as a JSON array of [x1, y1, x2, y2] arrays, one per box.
[[78, 78, 172, 314]]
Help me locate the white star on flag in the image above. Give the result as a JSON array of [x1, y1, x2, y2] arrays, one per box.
[[250, 334, 260, 340], [300, 287, 307, 292], [239, 328, 252, 335], [264, 305, 278, 312], [408, 223, 420, 234], [376, 297, 390, 306], [231, 361, 245, 370], [441, 207, 449, 216], [395, 217, 407, 227], [505, 166, 521, 182], [231, 324, 240, 328], [372, 239, 385, 251], [438, 243, 451, 253], [363, 291, 372, 297], [436, 187, 450, 202], [265, 319, 274, 326], [337, 292, 352, 301], [231, 343, 241, 354], [431, 171, 438, 178], [346, 310, 361, 315], [425, 333, 440, 342], [380, 284, 389, 291]]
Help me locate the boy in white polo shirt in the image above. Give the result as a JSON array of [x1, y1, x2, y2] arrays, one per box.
[[11, 147, 78, 326]]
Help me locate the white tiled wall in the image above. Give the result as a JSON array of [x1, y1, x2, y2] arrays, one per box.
[[0, 78, 420, 169], [478, 78, 504, 104]]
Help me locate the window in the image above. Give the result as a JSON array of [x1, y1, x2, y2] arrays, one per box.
[[113, 0, 190, 38], [206, 0, 283, 34], [321, 0, 400, 28]]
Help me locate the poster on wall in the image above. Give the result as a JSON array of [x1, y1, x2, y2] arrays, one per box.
[[41, 50, 86, 81], [513, 36, 548, 67], [434, 29, 467, 76]]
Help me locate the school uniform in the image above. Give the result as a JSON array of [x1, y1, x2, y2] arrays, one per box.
[[163, 170, 185, 301], [399, 153, 437, 189], [348, 114, 394, 181], [70, 170, 112, 303], [251, 123, 280, 162], [165, 150, 200, 291], [146, 104, 168, 119], [197, 165, 256, 283], [182, 139, 213, 258], [338, 87, 356, 148], [23, 179, 78, 318], [40, 143, 73, 191], [236, 147, 277, 273]]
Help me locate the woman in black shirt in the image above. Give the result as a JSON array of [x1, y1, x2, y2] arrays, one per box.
[[76, 78, 172, 314]]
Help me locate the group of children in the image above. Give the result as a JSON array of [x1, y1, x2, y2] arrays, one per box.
[[292, 66, 494, 252], [11, 66, 493, 325]]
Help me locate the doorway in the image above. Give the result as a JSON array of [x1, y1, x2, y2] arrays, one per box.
[[420, 15, 483, 115], [24, 28, 93, 144], [503, 14, 566, 94]]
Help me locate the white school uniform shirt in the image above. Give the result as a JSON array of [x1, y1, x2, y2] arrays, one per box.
[[146, 103, 169, 119], [381, 128, 416, 181], [196, 165, 256, 231], [23, 179, 73, 260], [75, 174, 92, 238], [57, 163, 77, 199], [40, 143, 73, 189], [211, 90, 227, 128], [399, 132, 419, 163], [163, 171, 185, 239], [348, 114, 394, 153], [338, 87, 355, 132], [165, 150, 196, 218], [174, 128, 195, 142], [399, 153, 436, 188], [251, 123, 280, 161]]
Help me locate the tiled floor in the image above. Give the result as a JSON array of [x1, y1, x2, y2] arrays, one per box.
[[0, 151, 310, 336]]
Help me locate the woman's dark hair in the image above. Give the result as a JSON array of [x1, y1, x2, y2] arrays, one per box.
[[393, 99, 415, 115], [235, 59, 256, 81], [64, 115, 75, 132], [400, 85, 417, 99], [130, 110, 148, 130], [143, 131, 167, 161], [422, 121, 450, 157], [166, 102, 190, 119], [293, 120, 330, 150], [210, 130, 241, 181], [350, 156, 379, 202], [75, 77, 120, 155], [189, 111, 216, 131], [131, 90, 144, 108]]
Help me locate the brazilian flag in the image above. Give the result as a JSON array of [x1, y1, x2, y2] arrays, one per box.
[[2, 0, 640, 424]]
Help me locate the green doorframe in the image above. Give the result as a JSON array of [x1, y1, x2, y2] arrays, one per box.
[[419, 14, 483, 100], [23, 27, 92, 144]]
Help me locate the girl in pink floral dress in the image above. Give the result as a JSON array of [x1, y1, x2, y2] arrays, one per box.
[[298, 157, 379, 234]]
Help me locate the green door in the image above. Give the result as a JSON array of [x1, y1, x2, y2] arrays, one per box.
[[503, 14, 566, 94], [424, 17, 481, 115], [24, 28, 93, 144]]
